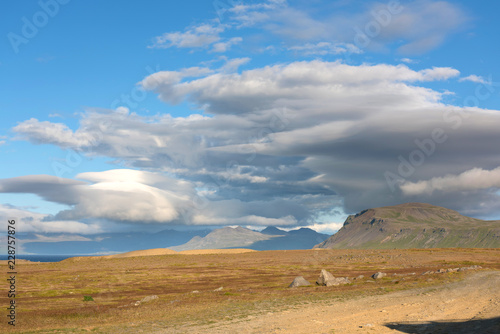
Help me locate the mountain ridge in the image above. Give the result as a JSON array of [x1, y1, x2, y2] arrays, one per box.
[[171, 226, 330, 251], [315, 202, 500, 249]]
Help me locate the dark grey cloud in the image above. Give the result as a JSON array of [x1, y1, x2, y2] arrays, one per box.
[[9, 60, 500, 232], [0, 175, 84, 205]]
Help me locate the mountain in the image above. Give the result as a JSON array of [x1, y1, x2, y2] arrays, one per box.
[[253, 227, 330, 250], [315, 202, 500, 249], [171, 226, 331, 251], [260, 226, 287, 235], [21, 225, 330, 255], [170, 226, 277, 251]]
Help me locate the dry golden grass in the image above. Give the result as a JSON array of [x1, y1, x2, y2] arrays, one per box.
[[178, 248, 256, 255], [103, 248, 178, 258], [1, 248, 499, 333]]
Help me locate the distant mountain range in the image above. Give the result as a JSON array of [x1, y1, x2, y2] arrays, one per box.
[[21, 226, 330, 255], [21, 229, 211, 255], [170, 226, 330, 251], [22, 202, 496, 255], [315, 202, 500, 249]]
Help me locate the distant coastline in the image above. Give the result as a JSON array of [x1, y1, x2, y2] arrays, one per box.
[[0, 255, 86, 262]]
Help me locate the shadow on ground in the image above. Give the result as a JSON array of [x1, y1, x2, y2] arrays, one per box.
[[385, 316, 500, 334]]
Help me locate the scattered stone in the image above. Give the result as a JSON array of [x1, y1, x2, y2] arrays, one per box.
[[422, 271, 435, 275], [316, 269, 335, 286], [134, 301, 141, 306], [372, 272, 387, 279], [360, 324, 374, 328], [214, 287, 224, 292], [140, 295, 159, 303], [458, 265, 482, 272], [354, 275, 365, 280], [289, 276, 311, 288], [326, 277, 351, 286], [316, 269, 350, 286], [191, 290, 200, 294], [437, 268, 447, 273]]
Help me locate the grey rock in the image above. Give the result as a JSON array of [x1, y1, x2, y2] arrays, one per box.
[[459, 265, 482, 272], [289, 276, 311, 288], [326, 277, 351, 286], [140, 295, 159, 303], [317, 269, 336, 286], [372, 272, 387, 279], [213, 286, 224, 292]]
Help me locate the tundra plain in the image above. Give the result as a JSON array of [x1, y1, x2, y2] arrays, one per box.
[[2, 248, 500, 333]]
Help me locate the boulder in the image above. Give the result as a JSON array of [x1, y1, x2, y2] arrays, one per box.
[[317, 269, 336, 286], [289, 276, 311, 288], [326, 277, 351, 286], [140, 295, 159, 303], [372, 272, 387, 279]]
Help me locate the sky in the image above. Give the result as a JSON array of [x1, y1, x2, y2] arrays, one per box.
[[1, 0, 500, 239]]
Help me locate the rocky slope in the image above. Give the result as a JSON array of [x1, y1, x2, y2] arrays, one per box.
[[315, 202, 500, 249]]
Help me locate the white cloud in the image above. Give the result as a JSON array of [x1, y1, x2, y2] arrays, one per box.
[[0, 204, 102, 234], [293, 222, 343, 235], [400, 58, 417, 64], [400, 166, 500, 195], [288, 42, 362, 56], [149, 23, 225, 49], [219, 57, 251, 72], [418, 67, 460, 81], [459, 75, 488, 84], [192, 214, 297, 226], [211, 37, 243, 53], [0, 171, 195, 225], [13, 118, 100, 148], [62, 169, 195, 223], [148, 23, 243, 54], [30, 234, 93, 243], [140, 61, 458, 114], [225, 0, 469, 55]]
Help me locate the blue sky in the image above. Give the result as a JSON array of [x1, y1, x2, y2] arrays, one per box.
[[1, 0, 500, 238]]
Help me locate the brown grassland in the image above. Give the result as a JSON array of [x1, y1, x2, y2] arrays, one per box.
[[1, 248, 499, 333]]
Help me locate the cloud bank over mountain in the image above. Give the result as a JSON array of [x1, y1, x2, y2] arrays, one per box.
[[5, 60, 500, 233]]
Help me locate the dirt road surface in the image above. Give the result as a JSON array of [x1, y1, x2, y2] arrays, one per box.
[[164, 270, 500, 334]]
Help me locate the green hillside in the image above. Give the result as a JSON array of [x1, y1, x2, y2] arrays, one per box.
[[315, 203, 500, 249]]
